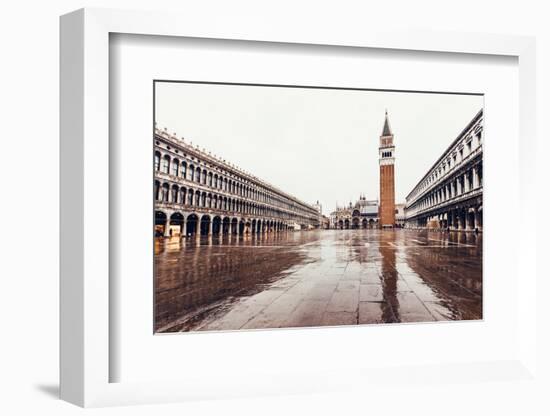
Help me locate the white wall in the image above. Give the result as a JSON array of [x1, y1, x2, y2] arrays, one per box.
[[0, 1, 548, 415]]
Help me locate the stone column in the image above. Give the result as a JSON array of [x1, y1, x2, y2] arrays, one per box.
[[164, 219, 171, 237], [474, 208, 482, 230]]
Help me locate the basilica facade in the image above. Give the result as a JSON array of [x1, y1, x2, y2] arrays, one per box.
[[329, 197, 380, 229]]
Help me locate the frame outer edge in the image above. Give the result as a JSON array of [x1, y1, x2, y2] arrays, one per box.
[[82, 8, 111, 407], [517, 38, 537, 376], [60, 8, 85, 407], [58, 6, 538, 407]]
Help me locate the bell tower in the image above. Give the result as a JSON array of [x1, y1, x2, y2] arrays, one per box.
[[379, 110, 396, 228]]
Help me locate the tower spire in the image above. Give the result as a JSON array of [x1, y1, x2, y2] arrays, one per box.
[[382, 109, 393, 136]]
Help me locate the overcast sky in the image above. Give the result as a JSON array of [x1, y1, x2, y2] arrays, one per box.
[[155, 82, 483, 215]]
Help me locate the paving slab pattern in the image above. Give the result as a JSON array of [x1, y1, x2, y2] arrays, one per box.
[[155, 229, 482, 332]]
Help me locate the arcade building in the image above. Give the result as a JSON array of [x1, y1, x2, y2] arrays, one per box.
[[404, 109, 483, 231], [154, 127, 320, 237]]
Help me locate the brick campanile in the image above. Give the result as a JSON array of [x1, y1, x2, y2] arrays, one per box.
[[379, 110, 396, 228]]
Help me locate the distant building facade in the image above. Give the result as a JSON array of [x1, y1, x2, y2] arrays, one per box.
[[395, 203, 405, 228], [404, 109, 483, 231], [379, 111, 396, 228], [312, 200, 323, 228]]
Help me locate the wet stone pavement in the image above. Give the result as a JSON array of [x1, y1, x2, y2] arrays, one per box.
[[155, 229, 482, 333]]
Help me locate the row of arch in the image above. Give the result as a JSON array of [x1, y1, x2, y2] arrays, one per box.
[[406, 162, 482, 217], [408, 206, 483, 231], [155, 211, 294, 237], [408, 126, 482, 200], [334, 218, 379, 230], [154, 149, 316, 218], [154, 180, 315, 224]]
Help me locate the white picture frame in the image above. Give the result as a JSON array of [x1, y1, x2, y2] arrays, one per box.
[[60, 8, 537, 407]]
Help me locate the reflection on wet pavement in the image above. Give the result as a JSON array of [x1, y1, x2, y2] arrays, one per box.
[[155, 229, 482, 332]]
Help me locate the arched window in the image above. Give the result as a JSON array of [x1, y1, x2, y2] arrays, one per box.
[[171, 185, 179, 203], [188, 189, 194, 206], [208, 172, 213, 187], [189, 165, 195, 181], [161, 183, 169, 202], [181, 162, 187, 178], [161, 155, 170, 174], [195, 167, 201, 183], [478, 165, 483, 186], [180, 188, 187, 205], [195, 191, 201, 206], [202, 169, 207, 185], [171, 159, 179, 176], [201, 193, 206, 207], [154, 152, 161, 171], [154, 180, 160, 200]]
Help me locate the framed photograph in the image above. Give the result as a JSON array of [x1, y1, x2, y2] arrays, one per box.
[[60, 8, 537, 407], [152, 81, 484, 333]]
